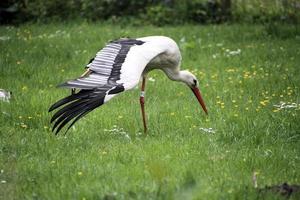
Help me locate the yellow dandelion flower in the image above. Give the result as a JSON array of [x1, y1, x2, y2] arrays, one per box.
[[245, 107, 249, 111], [20, 123, 27, 128], [170, 112, 175, 116], [177, 91, 184, 96], [78, 172, 83, 176], [260, 101, 266, 106], [226, 69, 235, 72], [211, 74, 218, 79], [232, 100, 236, 103]]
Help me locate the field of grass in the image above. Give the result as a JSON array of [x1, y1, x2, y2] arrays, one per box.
[[0, 22, 300, 199]]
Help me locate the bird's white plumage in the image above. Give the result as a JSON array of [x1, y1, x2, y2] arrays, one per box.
[[62, 36, 181, 91], [50, 36, 185, 134], [118, 36, 181, 89]]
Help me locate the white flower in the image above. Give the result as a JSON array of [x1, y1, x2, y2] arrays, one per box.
[[180, 37, 186, 43], [212, 54, 219, 59], [148, 77, 155, 82], [224, 49, 241, 57], [104, 125, 131, 141], [199, 127, 216, 134], [273, 101, 298, 109], [0, 36, 10, 41]]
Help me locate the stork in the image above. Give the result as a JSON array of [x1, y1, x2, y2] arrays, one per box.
[[49, 36, 208, 134]]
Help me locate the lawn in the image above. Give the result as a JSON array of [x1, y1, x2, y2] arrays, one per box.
[[0, 22, 299, 199]]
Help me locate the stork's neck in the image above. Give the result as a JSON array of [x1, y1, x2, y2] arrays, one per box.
[[163, 68, 185, 82]]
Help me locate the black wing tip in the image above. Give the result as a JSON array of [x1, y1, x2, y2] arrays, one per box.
[[49, 104, 58, 112], [49, 91, 106, 135]]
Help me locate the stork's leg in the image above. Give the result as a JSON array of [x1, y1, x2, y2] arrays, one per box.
[[140, 77, 147, 133]]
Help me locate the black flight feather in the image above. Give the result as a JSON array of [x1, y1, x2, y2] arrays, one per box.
[[50, 89, 106, 134]]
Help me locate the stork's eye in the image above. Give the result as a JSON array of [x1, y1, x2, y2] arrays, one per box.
[[193, 79, 197, 86]]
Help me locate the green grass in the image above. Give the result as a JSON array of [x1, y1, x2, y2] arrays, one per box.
[[0, 22, 300, 199]]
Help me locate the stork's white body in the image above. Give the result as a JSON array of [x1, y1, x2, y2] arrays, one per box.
[[118, 36, 182, 90], [49, 36, 207, 134]]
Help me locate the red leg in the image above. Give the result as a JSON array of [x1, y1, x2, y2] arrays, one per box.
[[140, 77, 147, 133]]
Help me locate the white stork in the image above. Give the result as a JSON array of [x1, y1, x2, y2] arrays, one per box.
[[49, 36, 208, 134]]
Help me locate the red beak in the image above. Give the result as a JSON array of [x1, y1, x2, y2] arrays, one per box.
[[191, 87, 208, 114]]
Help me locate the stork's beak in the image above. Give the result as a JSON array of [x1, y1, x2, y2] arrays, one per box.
[[191, 87, 208, 114]]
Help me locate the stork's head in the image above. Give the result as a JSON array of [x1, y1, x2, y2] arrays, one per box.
[[180, 70, 208, 115]]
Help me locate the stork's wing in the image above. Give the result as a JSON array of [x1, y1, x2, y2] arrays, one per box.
[[49, 38, 166, 134]]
